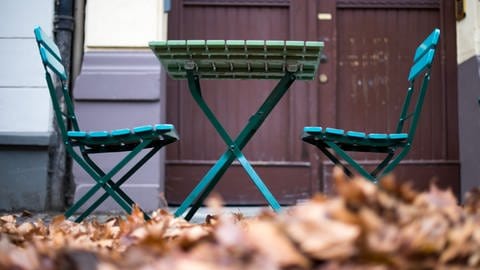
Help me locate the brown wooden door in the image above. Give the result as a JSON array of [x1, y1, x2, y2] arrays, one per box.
[[317, 0, 460, 196], [165, 0, 460, 205], [166, 0, 321, 205]]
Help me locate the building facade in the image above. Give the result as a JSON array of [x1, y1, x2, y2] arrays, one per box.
[[0, 0, 478, 211]]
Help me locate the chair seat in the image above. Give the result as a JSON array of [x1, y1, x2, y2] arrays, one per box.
[[68, 124, 178, 153], [302, 126, 408, 152]]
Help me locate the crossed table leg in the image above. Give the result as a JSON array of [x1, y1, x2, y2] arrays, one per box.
[[175, 65, 297, 221]]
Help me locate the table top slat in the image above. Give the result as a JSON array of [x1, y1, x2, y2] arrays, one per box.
[[149, 39, 324, 80]]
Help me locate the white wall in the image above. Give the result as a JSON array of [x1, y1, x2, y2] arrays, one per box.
[[457, 0, 480, 64], [85, 0, 167, 49], [0, 0, 54, 132]]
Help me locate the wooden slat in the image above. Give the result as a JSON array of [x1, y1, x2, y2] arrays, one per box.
[[149, 39, 323, 80], [302, 126, 408, 148], [34, 26, 62, 61], [408, 49, 435, 81], [413, 28, 440, 62], [40, 47, 67, 80], [67, 124, 178, 149]]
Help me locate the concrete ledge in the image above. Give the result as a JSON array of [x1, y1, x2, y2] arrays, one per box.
[[0, 131, 52, 211], [0, 132, 52, 146]]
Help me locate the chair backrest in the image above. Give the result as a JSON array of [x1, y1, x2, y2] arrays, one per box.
[[34, 26, 80, 141], [395, 28, 440, 141]]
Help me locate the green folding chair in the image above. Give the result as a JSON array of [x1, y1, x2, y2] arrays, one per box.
[[34, 26, 179, 222], [302, 28, 440, 183]]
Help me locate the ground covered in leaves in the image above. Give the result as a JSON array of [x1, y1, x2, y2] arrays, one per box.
[[2, 169, 480, 270]]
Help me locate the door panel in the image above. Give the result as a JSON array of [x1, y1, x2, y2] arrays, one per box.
[[329, 0, 459, 195], [336, 9, 442, 159]]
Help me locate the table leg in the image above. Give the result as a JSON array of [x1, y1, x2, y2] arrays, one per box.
[[175, 149, 236, 219], [233, 148, 282, 211], [182, 145, 282, 221], [175, 69, 296, 220]]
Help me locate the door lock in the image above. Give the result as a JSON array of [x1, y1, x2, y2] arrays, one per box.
[[319, 74, 328, 83]]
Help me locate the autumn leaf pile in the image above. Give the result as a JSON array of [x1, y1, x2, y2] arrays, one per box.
[[2, 169, 480, 270]]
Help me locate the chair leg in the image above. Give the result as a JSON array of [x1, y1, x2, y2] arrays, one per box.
[[316, 143, 354, 178], [73, 181, 130, 223], [64, 181, 103, 218], [65, 179, 130, 220], [75, 146, 161, 222], [370, 152, 394, 177], [377, 144, 411, 179], [325, 142, 378, 183], [81, 153, 137, 207], [65, 140, 152, 221]]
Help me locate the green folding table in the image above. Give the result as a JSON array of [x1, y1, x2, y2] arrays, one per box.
[[149, 40, 323, 220]]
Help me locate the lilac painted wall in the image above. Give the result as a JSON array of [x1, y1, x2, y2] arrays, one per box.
[[72, 50, 167, 212], [458, 55, 480, 200]]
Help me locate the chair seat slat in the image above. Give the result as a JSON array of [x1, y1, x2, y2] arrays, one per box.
[[303, 126, 409, 149], [67, 124, 179, 152]]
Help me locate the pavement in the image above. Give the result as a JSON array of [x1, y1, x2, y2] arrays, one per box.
[[173, 206, 268, 223], [1, 206, 269, 224]]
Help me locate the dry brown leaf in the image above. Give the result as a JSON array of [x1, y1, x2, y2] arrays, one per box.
[[414, 184, 458, 210], [206, 193, 224, 216], [464, 188, 480, 214], [365, 224, 401, 255], [0, 214, 16, 224], [284, 199, 360, 260], [401, 213, 449, 254], [246, 219, 310, 269], [0, 174, 478, 269], [440, 218, 477, 263]]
